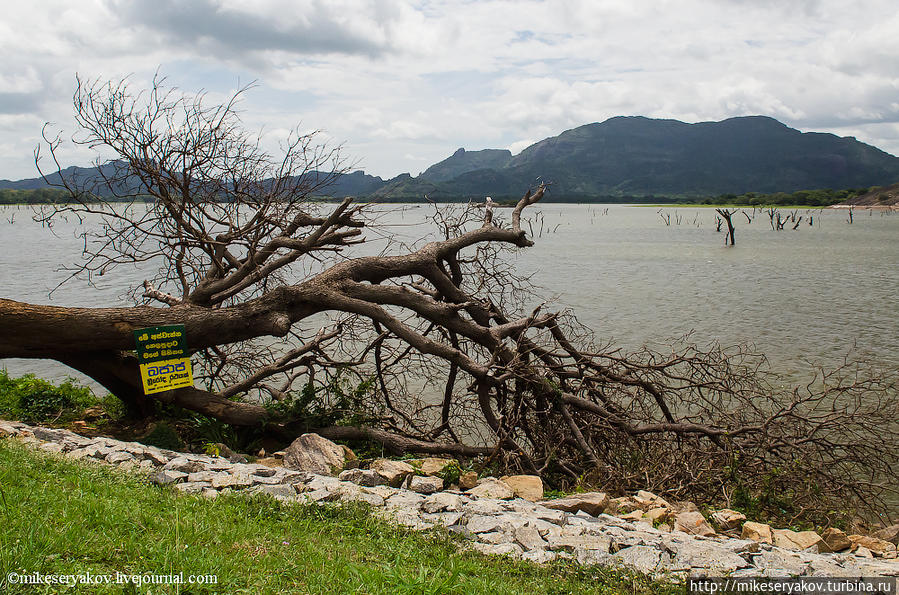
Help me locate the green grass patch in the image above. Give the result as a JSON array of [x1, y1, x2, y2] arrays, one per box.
[[0, 439, 678, 594], [0, 370, 100, 424]]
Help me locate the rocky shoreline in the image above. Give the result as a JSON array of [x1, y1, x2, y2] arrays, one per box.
[[2, 419, 897, 580]]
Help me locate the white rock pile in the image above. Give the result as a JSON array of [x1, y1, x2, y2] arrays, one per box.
[[2, 419, 897, 580]]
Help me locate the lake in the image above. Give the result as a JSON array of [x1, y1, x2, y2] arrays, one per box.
[[1, 202, 897, 391]]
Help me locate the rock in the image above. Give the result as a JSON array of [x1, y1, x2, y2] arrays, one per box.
[[471, 542, 523, 557], [635, 490, 672, 509], [710, 509, 746, 531], [611, 545, 662, 574], [849, 535, 897, 557], [773, 529, 824, 551], [741, 521, 774, 544], [467, 515, 507, 534], [643, 507, 670, 524], [282, 433, 354, 476], [406, 457, 457, 477], [545, 534, 611, 553], [513, 526, 548, 551], [466, 478, 514, 500], [150, 469, 187, 485], [255, 457, 283, 468], [854, 546, 874, 559], [873, 524, 899, 546], [408, 475, 443, 495], [522, 549, 557, 564], [338, 468, 386, 487], [369, 459, 414, 488], [163, 457, 205, 474], [385, 491, 424, 511], [500, 475, 544, 502], [607, 496, 643, 514], [539, 492, 609, 516], [674, 511, 716, 537], [174, 481, 209, 494], [421, 492, 463, 514], [477, 531, 510, 545], [620, 510, 645, 521], [39, 442, 65, 453], [255, 484, 297, 500], [458, 471, 479, 490], [105, 451, 134, 464], [820, 527, 853, 552], [667, 540, 750, 572], [211, 473, 253, 489], [751, 550, 809, 575]]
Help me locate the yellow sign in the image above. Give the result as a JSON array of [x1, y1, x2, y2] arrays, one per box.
[[139, 357, 194, 395]]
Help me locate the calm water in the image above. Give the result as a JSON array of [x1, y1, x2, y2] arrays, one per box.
[[1, 203, 897, 389]]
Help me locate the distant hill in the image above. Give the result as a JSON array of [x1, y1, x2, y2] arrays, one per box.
[[4, 116, 899, 201], [840, 182, 899, 206], [418, 148, 512, 183]]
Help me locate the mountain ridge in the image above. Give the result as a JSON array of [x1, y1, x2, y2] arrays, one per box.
[[4, 116, 898, 200]]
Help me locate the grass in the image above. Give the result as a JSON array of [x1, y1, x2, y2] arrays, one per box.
[[0, 439, 679, 594]]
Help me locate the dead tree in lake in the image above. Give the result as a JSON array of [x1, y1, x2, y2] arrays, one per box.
[[716, 208, 736, 245]]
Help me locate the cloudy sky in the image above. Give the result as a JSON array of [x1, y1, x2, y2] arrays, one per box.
[[2, 0, 898, 181]]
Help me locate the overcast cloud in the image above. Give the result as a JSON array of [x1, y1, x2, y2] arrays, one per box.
[[2, 0, 898, 180]]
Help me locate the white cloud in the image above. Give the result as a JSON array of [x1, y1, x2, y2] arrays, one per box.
[[1, 0, 898, 181]]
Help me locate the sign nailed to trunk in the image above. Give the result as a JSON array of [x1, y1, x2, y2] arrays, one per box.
[[134, 325, 193, 394]]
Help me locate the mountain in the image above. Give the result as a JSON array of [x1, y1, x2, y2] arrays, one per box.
[[5, 116, 899, 201], [393, 116, 899, 199], [418, 148, 512, 182]]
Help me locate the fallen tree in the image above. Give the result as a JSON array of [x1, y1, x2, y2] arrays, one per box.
[[2, 75, 897, 522]]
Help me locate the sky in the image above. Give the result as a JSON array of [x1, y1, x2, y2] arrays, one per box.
[[2, 0, 898, 181]]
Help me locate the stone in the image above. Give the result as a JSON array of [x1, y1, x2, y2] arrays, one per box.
[[773, 529, 824, 552], [421, 492, 463, 514], [187, 471, 218, 483], [611, 546, 662, 574], [619, 510, 645, 521], [421, 512, 464, 527], [408, 475, 444, 495], [539, 492, 609, 516], [466, 478, 514, 500], [211, 473, 253, 489], [849, 535, 897, 557], [338, 468, 386, 487], [163, 457, 205, 474], [282, 433, 353, 476], [820, 527, 852, 552], [643, 507, 670, 524], [545, 534, 611, 553], [635, 490, 672, 509], [477, 531, 510, 545], [406, 457, 457, 477], [105, 451, 134, 464], [458, 471, 479, 490], [522, 549, 557, 564], [674, 511, 715, 537], [500, 475, 544, 502], [513, 526, 548, 551], [369, 459, 414, 488], [532, 506, 566, 526], [607, 496, 643, 514], [33, 427, 67, 442], [385, 491, 424, 511], [854, 546, 874, 559], [150, 469, 187, 485], [467, 515, 507, 534], [666, 540, 750, 572], [741, 521, 774, 544], [710, 509, 746, 531], [174, 481, 209, 494], [751, 550, 808, 576], [65, 447, 100, 460], [873, 524, 899, 546], [39, 442, 65, 453], [471, 543, 523, 557]]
